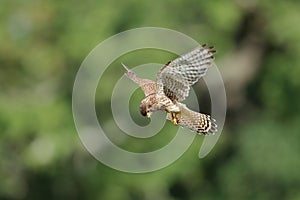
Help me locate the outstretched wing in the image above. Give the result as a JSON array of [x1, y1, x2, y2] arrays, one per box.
[[156, 45, 216, 101], [122, 63, 156, 97], [166, 103, 217, 135]]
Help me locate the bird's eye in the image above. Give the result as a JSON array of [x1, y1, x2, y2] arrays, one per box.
[[140, 110, 147, 117], [139, 104, 147, 117]]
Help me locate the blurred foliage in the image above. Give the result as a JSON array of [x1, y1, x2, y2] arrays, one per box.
[[1, 0, 300, 200]]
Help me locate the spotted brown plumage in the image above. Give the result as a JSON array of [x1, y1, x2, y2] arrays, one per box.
[[122, 45, 217, 135]]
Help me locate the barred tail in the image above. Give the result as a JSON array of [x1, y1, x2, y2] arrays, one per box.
[[167, 103, 217, 135]]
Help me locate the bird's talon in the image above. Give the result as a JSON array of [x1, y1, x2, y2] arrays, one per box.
[[171, 112, 179, 126], [172, 117, 178, 126]]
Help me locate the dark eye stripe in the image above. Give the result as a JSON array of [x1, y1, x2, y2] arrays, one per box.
[[139, 104, 147, 116]]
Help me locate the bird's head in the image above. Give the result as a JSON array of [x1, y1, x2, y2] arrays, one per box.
[[139, 98, 153, 118]]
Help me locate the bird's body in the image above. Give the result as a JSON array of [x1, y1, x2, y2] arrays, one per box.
[[122, 44, 217, 135]]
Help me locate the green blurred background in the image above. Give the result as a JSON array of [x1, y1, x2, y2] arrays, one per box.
[[1, 0, 300, 199]]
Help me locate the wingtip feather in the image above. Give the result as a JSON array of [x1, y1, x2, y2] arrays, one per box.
[[121, 63, 130, 71]]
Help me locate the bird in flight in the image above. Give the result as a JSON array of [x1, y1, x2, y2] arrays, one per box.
[[122, 44, 217, 135]]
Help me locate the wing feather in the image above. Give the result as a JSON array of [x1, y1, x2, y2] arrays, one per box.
[[156, 45, 216, 101], [122, 63, 156, 96]]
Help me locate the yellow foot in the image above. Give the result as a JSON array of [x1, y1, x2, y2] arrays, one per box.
[[171, 112, 179, 126], [172, 117, 178, 126]]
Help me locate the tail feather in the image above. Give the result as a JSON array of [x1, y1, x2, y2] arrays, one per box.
[[167, 103, 217, 135]]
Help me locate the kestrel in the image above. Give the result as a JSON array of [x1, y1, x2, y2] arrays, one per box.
[[122, 44, 217, 135]]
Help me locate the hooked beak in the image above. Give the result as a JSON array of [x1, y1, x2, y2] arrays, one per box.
[[146, 112, 151, 118]]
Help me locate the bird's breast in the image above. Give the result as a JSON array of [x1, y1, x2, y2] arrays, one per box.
[[166, 104, 180, 113]]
